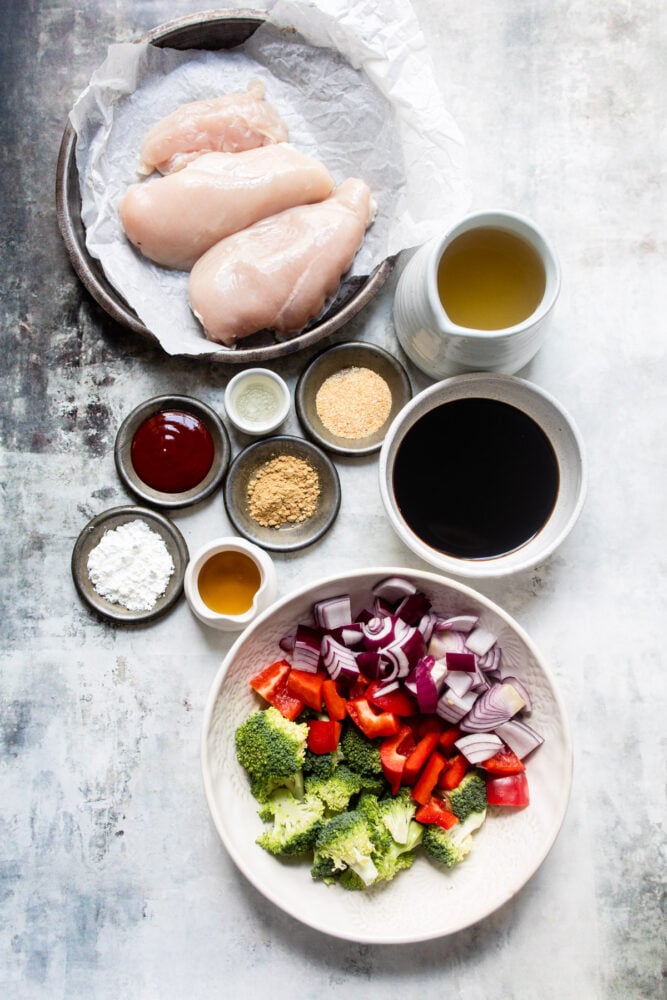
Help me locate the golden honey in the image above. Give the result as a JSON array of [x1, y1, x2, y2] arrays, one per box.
[[197, 550, 261, 615]]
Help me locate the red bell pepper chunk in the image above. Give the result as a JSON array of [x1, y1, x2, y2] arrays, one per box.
[[346, 698, 401, 738], [486, 772, 530, 807], [366, 681, 418, 717], [286, 669, 325, 712], [479, 748, 526, 776], [380, 725, 415, 794], [412, 750, 447, 805], [415, 796, 459, 830], [438, 753, 469, 790], [249, 660, 305, 720], [438, 726, 462, 756], [346, 675, 369, 700], [322, 679, 347, 721], [401, 732, 442, 785], [415, 715, 445, 737], [249, 659, 291, 699], [307, 719, 342, 754]]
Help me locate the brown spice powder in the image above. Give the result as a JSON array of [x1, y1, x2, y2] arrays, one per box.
[[315, 366, 393, 439], [247, 454, 320, 528]]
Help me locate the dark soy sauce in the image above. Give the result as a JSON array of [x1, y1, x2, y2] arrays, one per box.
[[392, 398, 559, 559]]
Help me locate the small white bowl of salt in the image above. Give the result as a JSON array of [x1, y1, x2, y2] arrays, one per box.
[[224, 368, 290, 437]]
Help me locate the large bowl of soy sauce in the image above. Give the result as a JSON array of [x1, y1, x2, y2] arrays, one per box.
[[379, 373, 587, 578]]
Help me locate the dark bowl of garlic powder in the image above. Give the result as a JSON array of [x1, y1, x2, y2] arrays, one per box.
[[223, 435, 341, 552], [295, 342, 412, 456]]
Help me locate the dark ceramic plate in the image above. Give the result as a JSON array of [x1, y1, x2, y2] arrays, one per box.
[[114, 394, 230, 510], [55, 10, 394, 364], [224, 435, 341, 552], [295, 341, 412, 456], [71, 505, 189, 624]]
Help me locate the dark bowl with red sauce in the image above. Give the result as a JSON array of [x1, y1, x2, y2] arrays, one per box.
[[115, 395, 230, 509]]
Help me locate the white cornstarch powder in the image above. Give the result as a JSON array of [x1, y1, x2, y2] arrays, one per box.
[[87, 519, 175, 612]]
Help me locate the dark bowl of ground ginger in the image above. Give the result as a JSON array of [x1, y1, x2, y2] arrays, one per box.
[[295, 342, 412, 456], [223, 435, 341, 551]]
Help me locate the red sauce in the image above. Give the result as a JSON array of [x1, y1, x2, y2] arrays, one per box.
[[131, 409, 214, 493]]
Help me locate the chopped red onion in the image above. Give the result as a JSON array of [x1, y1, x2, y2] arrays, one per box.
[[356, 607, 376, 624], [444, 670, 474, 698], [332, 623, 364, 649], [373, 679, 400, 697], [428, 629, 467, 660], [478, 645, 502, 672], [413, 655, 441, 713], [436, 614, 479, 633], [455, 732, 504, 764], [436, 687, 478, 723], [494, 719, 543, 759], [382, 623, 425, 679], [499, 675, 533, 712], [417, 611, 438, 644], [321, 635, 359, 682], [445, 651, 476, 672], [404, 675, 418, 697], [374, 595, 396, 617], [459, 682, 526, 732], [292, 624, 322, 673], [313, 595, 352, 630], [356, 650, 383, 679], [361, 615, 399, 649], [471, 665, 491, 693], [278, 633, 295, 654], [465, 627, 498, 657], [372, 576, 417, 602], [395, 591, 432, 626]]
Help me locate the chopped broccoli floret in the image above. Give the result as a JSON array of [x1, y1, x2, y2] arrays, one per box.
[[303, 746, 343, 780], [340, 725, 383, 776], [377, 786, 417, 844], [374, 820, 423, 882], [255, 790, 325, 856], [446, 771, 487, 823], [338, 867, 366, 891], [311, 809, 379, 886], [356, 793, 423, 884], [310, 852, 340, 883], [305, 765, 367, 814], [235, 706, 308, 802], [422, 810, 487, 868]]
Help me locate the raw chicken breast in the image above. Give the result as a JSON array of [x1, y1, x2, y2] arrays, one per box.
[[189, 178, 375, 346], [138, 80, 288, 176], [119, 144, 334, 271]]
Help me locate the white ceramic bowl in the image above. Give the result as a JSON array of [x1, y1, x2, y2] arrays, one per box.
[[184, 536, 277, 632], [201, 567, 573, 943], [379, 373, 587, 578], [224, 369, 291, 436]]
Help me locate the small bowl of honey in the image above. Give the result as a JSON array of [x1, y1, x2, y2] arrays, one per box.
[[184, 536, 278, 632]]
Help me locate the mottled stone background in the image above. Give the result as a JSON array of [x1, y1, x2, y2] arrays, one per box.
[[1, 1, 665, 998]]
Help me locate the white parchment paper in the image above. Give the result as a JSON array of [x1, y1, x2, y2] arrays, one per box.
[[70, 0, 469, 356]]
